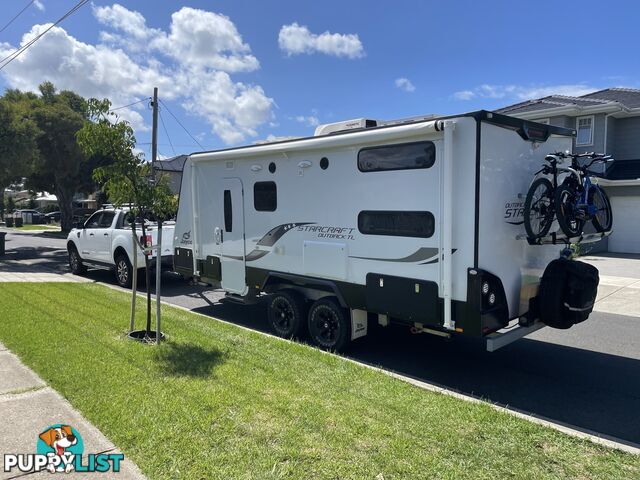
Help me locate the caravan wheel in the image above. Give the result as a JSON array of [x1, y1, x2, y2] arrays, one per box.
[[268, 290, 308, 339], [307, 298, 350, 352]]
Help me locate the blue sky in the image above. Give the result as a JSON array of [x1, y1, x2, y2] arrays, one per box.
[[1, 0, 638, 158]]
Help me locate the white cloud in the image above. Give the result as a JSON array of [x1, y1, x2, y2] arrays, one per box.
[[395, 77, 415, 93], [34, 0, 44, 12], [295, 115, 319, 127], [453, 84, 599, 101], [0, 5, 274, 145], [278, 23, 364, 59], [151, 7, 259, 73], [453, 90, 475, 100], [93, 3, 161, 52]]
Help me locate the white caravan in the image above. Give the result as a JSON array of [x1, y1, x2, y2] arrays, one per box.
[[174, 111, 598, 351]]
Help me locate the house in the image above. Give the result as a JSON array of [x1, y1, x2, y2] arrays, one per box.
[[497, 88, 640, 254], [152, 155, 187, 195]]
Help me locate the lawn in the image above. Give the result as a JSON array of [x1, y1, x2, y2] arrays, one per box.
[[5, 224, 61, 231], [0, 283, 637, 479]]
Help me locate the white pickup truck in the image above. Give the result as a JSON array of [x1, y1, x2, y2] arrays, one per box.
[[66, 208, 175, 287]]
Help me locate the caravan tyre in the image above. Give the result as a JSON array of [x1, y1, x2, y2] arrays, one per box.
[[308, 297, 350, 352], [268, 290, 308, 339]]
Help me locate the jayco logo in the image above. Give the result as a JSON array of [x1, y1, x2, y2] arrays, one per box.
[[180, 230, 192, 245], [3, 424, 124, 474]]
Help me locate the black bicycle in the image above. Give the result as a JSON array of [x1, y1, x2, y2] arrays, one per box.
[[524, 152, 613, 240]]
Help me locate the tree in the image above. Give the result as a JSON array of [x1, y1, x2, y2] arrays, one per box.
[[1, 83, 112, 232], [0, 97, 38, 191], [6, 196, 15, 214], [78, 98, 176, 340]]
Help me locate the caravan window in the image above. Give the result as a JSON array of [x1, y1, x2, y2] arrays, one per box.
[[224, 190, 232, 232], [358, 141, 436, 172], [254, 182, 277, 211], [358, 211, 435, 238]]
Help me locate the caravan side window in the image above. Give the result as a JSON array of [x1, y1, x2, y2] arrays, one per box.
[[254, 182, 277, 211], [358, 141, 436, 172], [358, 211, 435, 238]]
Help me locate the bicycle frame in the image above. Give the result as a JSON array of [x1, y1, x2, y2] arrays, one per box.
[[561, 164, 605, 215]]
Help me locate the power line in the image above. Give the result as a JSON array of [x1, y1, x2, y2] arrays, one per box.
[[0, 0, 37, 34], [111, 97, 151, 112], [0, 0, 89, 71], [158, 98, 204, 150], [158, 108, 176, 156]]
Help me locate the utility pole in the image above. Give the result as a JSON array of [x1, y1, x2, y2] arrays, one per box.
[[151, 87, 158, 180], [151, 87, 162, 343]]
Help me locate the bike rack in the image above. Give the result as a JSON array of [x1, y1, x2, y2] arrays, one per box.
[[517, 229, 612, 246]]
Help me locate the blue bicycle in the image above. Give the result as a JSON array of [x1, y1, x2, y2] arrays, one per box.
[[554, 152, 613, 237]]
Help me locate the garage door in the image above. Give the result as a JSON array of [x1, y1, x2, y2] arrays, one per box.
[[609, 196, 640, 253]]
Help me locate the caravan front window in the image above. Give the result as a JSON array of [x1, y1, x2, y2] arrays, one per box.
[[358, 141, 435, 172]]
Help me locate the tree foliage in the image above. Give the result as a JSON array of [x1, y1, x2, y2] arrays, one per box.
[[1, 82, 111, 231], [0, 95, 38, 189], [78, 98, 176, 220]]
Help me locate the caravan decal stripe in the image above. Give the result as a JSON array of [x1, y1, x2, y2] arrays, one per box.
[[349, 247, 439, 263], [225, 222, 315, 262], [256, 223, 315, 247], [418, 249, 458, 265]]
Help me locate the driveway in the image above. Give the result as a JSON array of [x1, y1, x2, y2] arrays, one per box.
[[2, 231, 640, 449]]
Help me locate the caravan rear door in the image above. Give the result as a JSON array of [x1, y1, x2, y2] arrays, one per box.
[[220, 178, 247, 294]]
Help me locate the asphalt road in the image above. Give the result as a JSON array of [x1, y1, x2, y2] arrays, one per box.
[[2, 231, 640, 448]]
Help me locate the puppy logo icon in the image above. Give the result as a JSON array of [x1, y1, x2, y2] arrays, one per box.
[[37, 424, 83, 473]]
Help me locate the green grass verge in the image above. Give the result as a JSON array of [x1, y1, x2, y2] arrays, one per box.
[[0, 283, 637, 479], [5, 224, 61, 231]]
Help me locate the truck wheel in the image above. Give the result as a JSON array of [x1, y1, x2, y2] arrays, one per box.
[[68, 247, 86, 275], [115, 254, 133, 288], [307, 297, 350, 352], [268, 290, 308, 338]]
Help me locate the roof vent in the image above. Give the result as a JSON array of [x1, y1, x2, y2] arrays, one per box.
[[314, 118, 378, 136]]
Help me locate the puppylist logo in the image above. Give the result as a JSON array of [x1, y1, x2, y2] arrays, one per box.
[[4, 424, 124, 474]]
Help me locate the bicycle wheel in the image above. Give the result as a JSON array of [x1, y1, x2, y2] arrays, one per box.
[[589, 186, 612, 232], [555, 185, 585, 237], [524, 177, 554, 239]]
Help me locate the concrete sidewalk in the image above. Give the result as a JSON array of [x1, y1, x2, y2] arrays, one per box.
[[582, 254, 640, 318], [0, 342, 145, 479]]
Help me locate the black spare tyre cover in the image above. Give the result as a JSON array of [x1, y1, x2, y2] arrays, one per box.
[[539, 259, 599, 329]]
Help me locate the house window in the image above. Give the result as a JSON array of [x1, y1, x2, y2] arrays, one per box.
[[576, 116, 594, 146], [358, 141, 436, 172], [358, 211, 435, 238], [254, 181, 277, 212]]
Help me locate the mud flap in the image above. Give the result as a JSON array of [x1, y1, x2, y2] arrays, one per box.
[[351, 309, 368, 340]]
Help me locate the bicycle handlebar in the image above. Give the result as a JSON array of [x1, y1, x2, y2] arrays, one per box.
[[545, 151, 612, 164]]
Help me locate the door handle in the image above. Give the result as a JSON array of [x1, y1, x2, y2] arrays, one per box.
[[214, 227, 222, 244], [103, 233, 109, 236], [89, 233, 94, 236]]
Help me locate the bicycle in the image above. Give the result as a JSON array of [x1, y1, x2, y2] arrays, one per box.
[[524, 151, 613, 240]]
